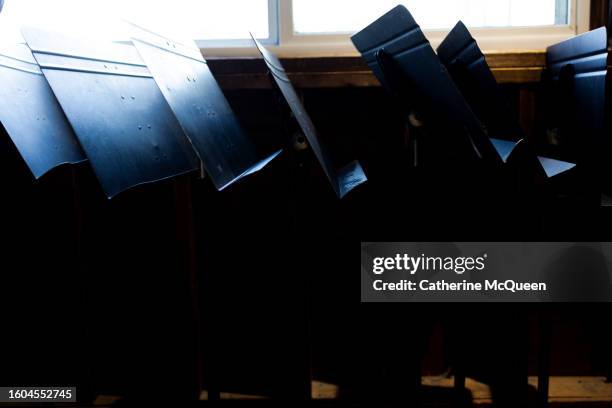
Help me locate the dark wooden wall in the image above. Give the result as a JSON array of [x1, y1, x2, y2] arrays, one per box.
[[591, 0, 609, 30]]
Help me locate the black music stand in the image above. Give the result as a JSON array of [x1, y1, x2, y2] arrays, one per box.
[[544, 27, 607, 195], [129, 23, 281, 192], [351, 6, 508, 169], [539, 27, 608, 408], [0, 41, 91, 402], [251, 34, 367, 199], [22, 27, 199, 199], [438, 22, 522, 140], [21, 27, 204, 402], [0, 42, 86, 178], [249, 36, 369, 401], [351, 7, 539, 405], [127, 24, 285, 401], [437, 21, 575, 181]]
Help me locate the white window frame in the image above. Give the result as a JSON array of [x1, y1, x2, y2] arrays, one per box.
[[202, 0, 591, 57], [195, 0, 279, 48]]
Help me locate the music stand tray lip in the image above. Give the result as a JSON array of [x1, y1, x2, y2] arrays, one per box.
[[490, 138, 524, 164], [216, 148, 284, 191], [537, 156, 577, 178], [0, 42, 87, 179], [129, 23, 282, 191], [250, 32, 367, 199], [337, 160, 368, 199], [22, 26, 200, 199]]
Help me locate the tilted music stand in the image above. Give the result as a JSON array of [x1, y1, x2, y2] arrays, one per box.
[[544, 27, 607, 198], [129, 23, 281, 192], [21, 27, 205, 402], [22, 27, 199, 199], [352, 8, 557, 246], [0, 42, 86, 179], [251, 35, 367, 400], [251, 34, 367, 199], [540, 27, 608, 408], [128, 23, 285, 400], [351, 6, 508, 170], [437, 21, 576, 182], [0, 41, 91, 401]]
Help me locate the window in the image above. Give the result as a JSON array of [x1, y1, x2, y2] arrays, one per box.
[[276, 0, 586, 57], [0, 0, 275, 44], [282, 0, 587, 57], [293, 0, 569, 33], [0, 0, 590, 56]]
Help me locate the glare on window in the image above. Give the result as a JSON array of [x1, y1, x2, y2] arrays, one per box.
[[0, 0, 269, 42], [292, 0, 567, 34]]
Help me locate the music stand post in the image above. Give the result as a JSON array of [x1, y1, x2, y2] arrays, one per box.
[[252, 33, 368, 399], [537, 312, 552, 408], [375, 48, 425, 169], [535, 26, 608, 408], [264, 53, 316, 403]]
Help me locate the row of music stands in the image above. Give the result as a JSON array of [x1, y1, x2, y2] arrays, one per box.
[[11, 9, 598, 205], [0, 5, 608, 404], [351, 5, 577, 186], [0, 21, 367, 403], [9, 11, 600, 205], [2, 25, 367, 199]]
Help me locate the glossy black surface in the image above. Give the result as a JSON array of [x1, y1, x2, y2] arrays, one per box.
[[545, 28, 608, 167], [22, 27, 199, 198], [0, 43, 86, 179], [251, 35, 367, 198], [350, 5, 502, 167], [130, 24, 281, 191], [437, 21, 523, 140], [438, 21, 575, 178]]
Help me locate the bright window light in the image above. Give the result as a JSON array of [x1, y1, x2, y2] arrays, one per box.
[[0, 0, 583, 53], [0, 0, 270, 42], [292, 0, 569, 34], [118, 0, 271, 40]]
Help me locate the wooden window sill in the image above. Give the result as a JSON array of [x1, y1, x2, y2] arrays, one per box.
[[208, 51, 548, 90]]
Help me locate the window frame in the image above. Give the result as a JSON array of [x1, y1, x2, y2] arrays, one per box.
[[201, 0, 591, 58], [194, 0, 279, 48]]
